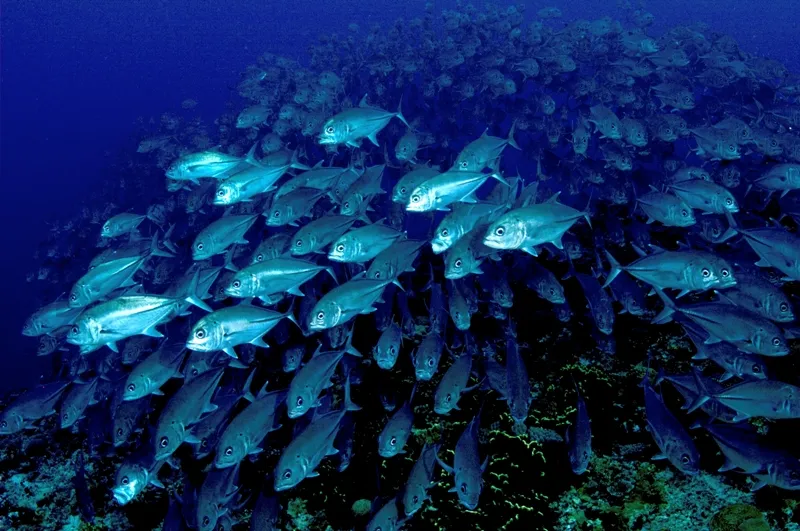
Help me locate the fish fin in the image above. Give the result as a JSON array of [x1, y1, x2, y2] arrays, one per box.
[[152, 389, 165, 396], [287, 286, 305, 297], [141, 325, 164, 338], [602, 250, 623, 288], [651, 288, 677, 324], [367, 132, 381, 147], [651, 453, 667, 461], [344, 371, 361, 411], [521, 246, 538, 257], [675, 289, 691, 299], [107, 342, 119, 353], [506, 120, 520, 150], [223, 347, 238, 358], [250, 337, 269, 348]]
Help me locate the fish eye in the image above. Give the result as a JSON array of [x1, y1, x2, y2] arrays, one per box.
[[752, 364, 761, 373], [296, 396, 304, 406], [217, 190, 225, 197], [70, 293, 77, 301], [427, 358, 434, 367], [336, 244, 345, 252], [127, 383, 136, 392], [460, 483, 467, 494], [191, 368, 199, 376], [445, 393, 451, 403], [454, 259, 462, 268], [225, 447, 233, 456], [62, 413, 69, 421], [317, 311, 325, 320], [728, 144, 735, 151], [201, 439, 208, 448], [721, 269, 729, 277], [701, 268, 710, 277], [283, 470, 292, 479], [160, 436, 169, 448], [411, 195, 420, 203], [203, 517, 210, 527], [273, 211, 281, 218], [549, 288, 555, 295], [295, 239, 303, 247], [495, 226, 505, 236], [611, 124, 617, 130], [725, 198, 733, 205], [256, 253, 264, 262], [196, 242, 204, 251], [0, 421, 5, 428], [374, 271, 381, 278], [399, 187, 406, 193], [712, 228, 720, 237], [390, 436, 397, 446], [195, 328, 206, 339], [772, 337, 781, 346], [771, 140, 778, 147], [71, 325, 79, 334], [460, 161, 468, 168], [680, 454, 691, 465], [412, 495, 419, 503], [232, 280, 241, 288], [121, 476, 129, 485], [681, 209, 689, 217], [389, 346, 396, 355], [344, 202, 350, 209], [780, 303, 789, 312], [441, 228, 449, 236], [326, 126, 334, 134]]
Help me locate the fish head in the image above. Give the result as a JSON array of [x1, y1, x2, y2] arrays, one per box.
[[282, 347, 303, 372], [187, 316, 223, 353], [215, 435, 246, 470], [0, 410, 25, 435], [444, 251, 473, 280], [21, 316, 42, 337], [392, 180, 415, 204], [433, 387, 457, 415], [483, 215, 526, 250], [318, 118, 349, 146], [640, 38, 659, 53], [770, 460, 800, 490], [339, 194, 361, 217], [291, 231, 315, 256], [154, 418, 184, 460], [224, 271, 258, 298], [568, 436, 591, 475], [327, 235, 354, 262], [100, 220, 117, 238], [213, 182, 239, 206], [265, 204, 289, 227], [756, 331, 789, 356], [122, 373, 150, 401], [432, 222, 458, 254], [274, 454, 308, 491], [403, 484, 428, 517], [286, 387, 313, 419], [378, 427, 404, 458], [670, 444, 700, 475], [60, 404, 79, 429], [67, 317, 101, 347], [37, 336, 58, 356], [406, 183, 436, 212], [113, 417, 133, 447], [112, 462, 147, 505], [374, 340, 400, 370], [192, 234, 215, 261], [454, 468, 483, 510], [308, 299, 341, 331], [670, 203, 696, 227], [414, 349, 440, 381], [68, 282, 93, 308], [772, 297, 795, 323]]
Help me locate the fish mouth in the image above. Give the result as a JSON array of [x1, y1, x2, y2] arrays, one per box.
[[112, 487, 133, 505], [430, 240, 447, 254], [318, 135, 335, 145]]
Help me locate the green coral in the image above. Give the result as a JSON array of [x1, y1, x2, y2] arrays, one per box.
[[710, 504, 770, 531], [351, 499, 371, 516], [287, 498, 315, 531]]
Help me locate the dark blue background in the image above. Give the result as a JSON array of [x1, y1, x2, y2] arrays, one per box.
[[1, 0, 797, 389]]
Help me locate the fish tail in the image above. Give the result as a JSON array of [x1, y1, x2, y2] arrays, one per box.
[[506, 119, 521, 150], [183, 269, 212, 312], [686, 368, 711, 413], [602, 250, 623, 288], [343, 369, 361, 412], [395, 99, 410, 128], [651, 287, 677, 324]]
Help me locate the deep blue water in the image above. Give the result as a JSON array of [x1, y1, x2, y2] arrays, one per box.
[[0, 0, 797, 391]]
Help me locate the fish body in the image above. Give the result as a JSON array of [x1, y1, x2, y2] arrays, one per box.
[[192, 215, 259, 261]]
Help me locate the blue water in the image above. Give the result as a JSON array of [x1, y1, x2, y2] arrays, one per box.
[[0, 0, 797, 391]]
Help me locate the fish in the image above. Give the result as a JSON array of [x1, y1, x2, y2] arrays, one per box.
[[153, 366, 226, 460], [328, 221, 405, 263], [290, 215, 357, 256], [186, 303, 297, 357], [566, 383, 592, 475], [434, 354, 475, 415], [378, 386, 416, 458], [402, 442, 440, 516], [307, 277, 392, 331], [436, 406, 488, 510], [0, 381, 71, 434], [224, 257, 335, 301], [123, 340, 187, 400], [453, 123, 520, 171], [406, 170, 509, 212], [373, 322, 403, 370], [642, 370, 700, 475], [273, 375, 357, 491], [192, 215, 259, 261], [483, 193, 590, 256], [318, 96, 409, 147]]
